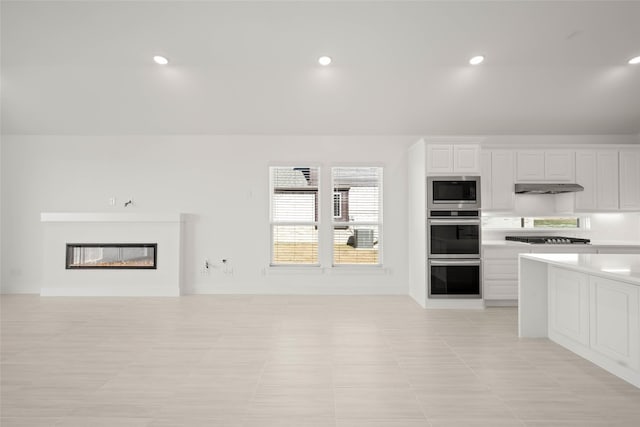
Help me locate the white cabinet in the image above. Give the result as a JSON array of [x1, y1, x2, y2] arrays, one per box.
[[480, 151, 491, 209], [426, 144, 479, 174], [548, 266, 590, 347], [619, 150, 640, 211], [483, 245, 597, 303], [426, 145, 453, 174], [480, 150, 515, 211], [590, 276, 639, 370], [454, 145, 480, 173], [575, 150, 619, 211], [516, 151, 545, 181], [483, 246, 530, 301], [546, 151, 575, 181], [526, 259, 640, 387], [516, 150, 574, 182]]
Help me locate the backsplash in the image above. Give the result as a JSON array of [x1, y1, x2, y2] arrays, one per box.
[[483, 212, 640, 243]]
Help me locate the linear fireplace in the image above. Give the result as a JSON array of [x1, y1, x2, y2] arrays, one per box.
[[66, 243, 157, 269]]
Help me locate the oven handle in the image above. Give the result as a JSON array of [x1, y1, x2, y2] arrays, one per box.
[[429, 260, 482, 266], [428, 219, 480, 225]]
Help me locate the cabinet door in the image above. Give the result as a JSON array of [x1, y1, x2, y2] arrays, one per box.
[[575, 151, 597, 210], [596, 151, 619, 210], [453, 144, 480, 174], [619, 150, 640, 211], [590, 276, 639, 370], [575, 150, 619, 211], [491, 150, 515, 210], [426, 145, 453, 174], [480, 151, 492, 210], [484, 259, 518, 280], [548, 267, 590, 346], [516, 151, 545, 181], [545, 151, 574, 181]]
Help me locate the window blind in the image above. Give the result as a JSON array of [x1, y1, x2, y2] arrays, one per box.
[[270, 166, 319, 265], [332, 167, 382, 265]]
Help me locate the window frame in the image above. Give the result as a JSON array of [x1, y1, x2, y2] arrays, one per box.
[[269, 166, 321, 267], [268, 164, 384, 269], [331, 166, 384, 267]]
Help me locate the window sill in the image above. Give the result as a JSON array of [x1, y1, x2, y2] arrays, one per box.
[[328, 265, 391, 275], [265, 265, 324, 275], [263, 265, 391, 276]]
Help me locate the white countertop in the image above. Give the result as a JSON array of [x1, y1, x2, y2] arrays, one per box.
[[483, 240, 640, 247], [520, 253, 640, 286]]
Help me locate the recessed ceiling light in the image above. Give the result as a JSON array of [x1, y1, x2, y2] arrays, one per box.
[[153, 55, 169, 65], [469, 55, 485, 65], [629, 56, 640, 65], [318, 56, 332, 66]]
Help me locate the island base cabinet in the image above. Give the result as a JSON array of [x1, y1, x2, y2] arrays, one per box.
[[548, 267, 590, 347], [590, 276, 640, 371]]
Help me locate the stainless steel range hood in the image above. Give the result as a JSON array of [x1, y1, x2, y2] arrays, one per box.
[[515, 183, 584, 194]]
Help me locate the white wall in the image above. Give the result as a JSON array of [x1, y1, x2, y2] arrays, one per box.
[[0, 135, 415, 294]]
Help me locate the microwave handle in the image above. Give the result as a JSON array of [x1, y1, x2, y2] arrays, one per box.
[[428, 219, 481, 225], [429, 260, 482, 266]]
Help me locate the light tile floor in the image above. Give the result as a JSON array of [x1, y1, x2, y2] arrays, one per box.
[[1, 295, 639, 426]]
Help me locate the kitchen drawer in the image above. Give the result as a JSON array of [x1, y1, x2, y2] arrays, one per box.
[[484, 279, 518, 300], [484, 259, 518, 280]]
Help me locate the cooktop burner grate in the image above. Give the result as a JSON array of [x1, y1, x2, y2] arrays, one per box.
[[505, 236, 591, 244]]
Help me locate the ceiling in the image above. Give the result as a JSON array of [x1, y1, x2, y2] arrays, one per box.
[[2, 0, 640, 135]]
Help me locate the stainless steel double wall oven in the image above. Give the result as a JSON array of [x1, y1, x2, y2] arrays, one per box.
[[427, 176, 482, 298]]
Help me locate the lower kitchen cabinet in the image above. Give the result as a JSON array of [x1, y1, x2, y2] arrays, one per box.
[[483, 245, 598, 303], [483, 247, 530, 302], [590, 276, 640, 370], [548, 267, 590, 347]]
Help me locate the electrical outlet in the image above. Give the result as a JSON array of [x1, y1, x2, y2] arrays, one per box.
[[200, 258, 211, 276]]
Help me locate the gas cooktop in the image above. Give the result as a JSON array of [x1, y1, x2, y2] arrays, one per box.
[[505, 236, 591, 245]]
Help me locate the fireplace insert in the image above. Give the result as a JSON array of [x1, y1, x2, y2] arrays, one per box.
[[66, 243, 157, 269]]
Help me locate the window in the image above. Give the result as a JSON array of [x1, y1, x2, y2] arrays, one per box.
[[269, 165, 383, 267], [270, 167, 319, 265], [483, 216, 582, 229], [332, 167, 383, 265]]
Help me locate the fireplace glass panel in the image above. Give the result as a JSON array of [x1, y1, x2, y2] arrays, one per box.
[[66, 244, 157, 269]]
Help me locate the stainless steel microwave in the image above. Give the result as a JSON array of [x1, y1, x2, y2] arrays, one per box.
[[427, 176, 481, 210]]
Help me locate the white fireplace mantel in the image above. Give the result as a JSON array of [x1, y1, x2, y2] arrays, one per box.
[[41, 212, 183, 223], [40, 212, 183, 297]]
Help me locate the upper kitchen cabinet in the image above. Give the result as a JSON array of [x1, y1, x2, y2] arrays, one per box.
[[575, 150, 619, 211], [426, 143, 480, 175], [619, 149, 640, 211], [481, 150, 515, 211], [516, 150, 575, 182]]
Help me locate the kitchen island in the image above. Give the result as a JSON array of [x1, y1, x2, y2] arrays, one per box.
[[519, 253, 640, 388]]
